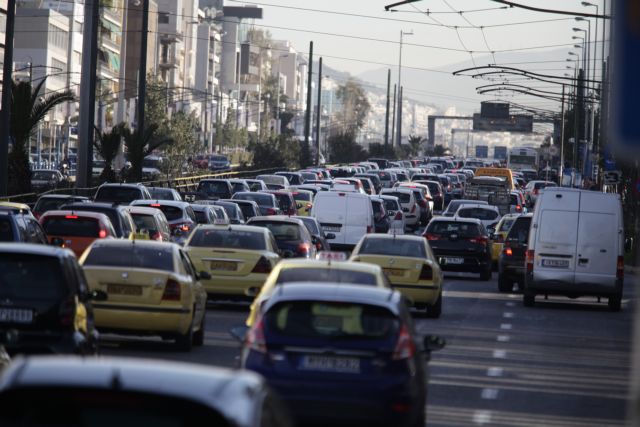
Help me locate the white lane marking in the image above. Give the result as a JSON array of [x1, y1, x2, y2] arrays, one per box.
[[497, 335, 510, 342], [505, 301, 516, 307], [487, 367, 504, 377], [493, 349, 507, 359], [503, 312, 514, 318], [473, 410, 492, 425], [500, 323, 512, 330], [508, 294, 518, 299], [481, 388, 500, 399]]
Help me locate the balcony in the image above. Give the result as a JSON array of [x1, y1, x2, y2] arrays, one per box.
[[159, 58, 178, 69], [160, 32, 183, 44]]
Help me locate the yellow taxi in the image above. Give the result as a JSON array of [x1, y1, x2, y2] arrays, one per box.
[[184, 224, 281, 301], [79, 239, 208, 351], [246, 255, 391, 326], [350, 234, 443, 318], [490, 213, 520, 269], [0, 202, 33, 216], [290, 189, 314, 216]]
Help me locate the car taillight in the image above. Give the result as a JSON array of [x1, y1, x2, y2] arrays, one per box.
[[98, 229, 107, 238], [469, 236, 488, 246], [526, 250, 535, 274], [59, 297, 76, 327], [246, 317, 267, 354], [516, 204, 522, 212], [533, 188, 539, 195], [419, 264, 433, 280], [417, 199, 426, 208], [424, 233, 440, 241], [65, 215, 78, 219], [394, 211, 403, 221], [162, 279, 181, 301], [503, 246, 513, 256], [617, 256, 624, 280], [298, 243, 311, 256], [366, 225, 372, 233], [392, 323, 416, 360], [306, 203, 312, 210], [252, 256, 273, 274], [150, 231, 162, 241], [266, 208, 277, 215], [181, 223, 191, 232]]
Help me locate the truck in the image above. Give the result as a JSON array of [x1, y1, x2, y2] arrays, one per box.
[[463, 172, 512, 215]]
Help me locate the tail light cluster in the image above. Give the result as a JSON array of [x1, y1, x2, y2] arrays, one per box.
[[419, 264, 433, 280], [246, 317, 267, 353], [98, 229, 107, 238], [266, 208, 278, 215], [526, 250, 535, 274], [394, 211, 403, 221], [503, 243, 513, 256], [366, 226, 373, 234], [162, 279, 181, 301], [297, 243, 312, 257], [252, 256, 273, 274], [59, 297, 76, 327], [468, 236, 488, 247], [150, 231, 163, 241], [392, 324, 416, 360], [424, 233, 440, 241]]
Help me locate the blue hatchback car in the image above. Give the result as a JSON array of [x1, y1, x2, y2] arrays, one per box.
[[235, 283, 445, 427]]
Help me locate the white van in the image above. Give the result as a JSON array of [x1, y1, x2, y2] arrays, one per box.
[[311, 191, 374, 250], [524, 188, 625, 311]]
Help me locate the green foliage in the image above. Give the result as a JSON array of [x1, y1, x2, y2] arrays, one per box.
[[93, 123, 126, 183], [8, 79, 74, 195], [328, 132, 368, 163], [121, 124, 170, 182], [161, 111, 201, 177], [335, 79, 371, 133], [249, 134, 300, 170], [425, 144, 447, 157], [407, 135, 424, 158], [368, 143, 397, 160]]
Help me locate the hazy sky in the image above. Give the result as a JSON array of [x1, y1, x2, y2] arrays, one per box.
[[224, 0, 607, 110]]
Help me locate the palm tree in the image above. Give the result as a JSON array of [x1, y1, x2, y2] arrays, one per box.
[[93, 123, 126, 183], [121, 124, 171, 182], [407, 135, 424, 157], [8, 78, 74, 195]]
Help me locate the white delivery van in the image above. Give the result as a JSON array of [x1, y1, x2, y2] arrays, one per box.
[[311, 191, 374, 250], [524, 188, 625, 311]]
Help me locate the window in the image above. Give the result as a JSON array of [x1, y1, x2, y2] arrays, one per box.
[[158, 12, 170, 24], [50, 58, 67, 81], [188, 229, 266, 250], [42, 217, 100, 238], [359, 238, 426, 258], [83, 245, 175, 272], [0, 255, 66, 301], [276, 269, 377, 286], [48, 24, 68, 51]]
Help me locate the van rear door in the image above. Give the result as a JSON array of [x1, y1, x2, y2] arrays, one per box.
[[312, 193, 348, 245], [533, 190, 580, 284], [344, 194, 372, 245], [574, 192, 619, 287]]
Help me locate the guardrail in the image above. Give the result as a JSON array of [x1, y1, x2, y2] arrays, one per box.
[[0, 167, 282, 205]]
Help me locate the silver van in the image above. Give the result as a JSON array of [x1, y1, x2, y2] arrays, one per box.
[[524, 188, 625, 311]]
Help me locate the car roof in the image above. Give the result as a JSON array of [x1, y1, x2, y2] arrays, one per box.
[[264, 283, 402, 315], [193, 224, 270, 235], [98, 183, 145, 189], [88, 239, 180, 251], [40, 209, 112, 221], [125, 206, 164, 216], [0, 242, 71, 257], [64, 202, 125, 210], [131, 200, 191, 209], [0, 356, 264, 427], [361, 233, 427, 244], [431, 216, 483, 225], [456, 204, 499, 211], [248, 215, 305, 226], [37, 194, 88, 200]]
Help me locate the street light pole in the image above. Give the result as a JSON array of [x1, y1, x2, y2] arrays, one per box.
[[0, 0, 16, 195], [396, 30, 412, 147]]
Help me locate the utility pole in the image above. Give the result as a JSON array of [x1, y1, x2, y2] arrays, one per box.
[[559, 83, 566, 186], [0, 0, 15, 196], [77, 0, 100, 188], [397, 86, 403, 146], [137, 0, 149, 136], [384, 69, 390, 146], [304, 41, 313, 153], [390, 84, 396, 147], [396, 30, 412, 147], [315, 57, 322, 166]]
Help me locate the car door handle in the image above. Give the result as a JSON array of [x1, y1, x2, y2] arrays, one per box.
[[578, 258, 589, 264], [600, 249, 607, 253]]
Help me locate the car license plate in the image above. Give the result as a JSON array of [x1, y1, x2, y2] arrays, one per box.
[[0, 308, 33, 324], [441, 257, 464, 265], [541, 259, 570, 268], [383, 268, 404, 277], [323, 226, 341, 232], [300, 355, 360, 373], [210, 261, 237, 271], [107, 284, 143, 296]]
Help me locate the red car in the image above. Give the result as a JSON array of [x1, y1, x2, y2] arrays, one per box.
[[259, 190, 297, 216]]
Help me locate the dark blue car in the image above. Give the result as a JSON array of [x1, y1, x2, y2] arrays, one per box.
[[235, 283, 445, 427]]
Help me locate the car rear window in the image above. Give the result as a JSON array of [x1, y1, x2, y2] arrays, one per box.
[[265, 301, 399, 340], [457, 208, 499, 221], [382, 199, 400, 212], [0, 255, 65, 300], [251, 221, 301, 241], [292, 192, 312, 202], [234, 193, 274, 206], [148, 188, 175, 200], [298, 218, 320, 235], [42, 216, 100, 237], [149, 205, 183, 221], [428, 221, 481, 238], [95, 187, 142, 203], [276, 268, 378, 286], [130, 214, 157, 232], [498, 218, 516, 233], [83, 245, 175, 271], [216, 203, 242, 220], [193, 210, 210, 224], [506, 217, 532, 243], [0, 217, 14, 241], [235, 203, 257, 220], [188, 229, 266, 250], [197, 181, 229, 197], [358, 238, 426, 258], [383, 192, 410, 203], [34, 198, 74, 213], [275, 194, 294, 211]]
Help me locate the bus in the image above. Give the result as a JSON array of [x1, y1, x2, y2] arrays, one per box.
[[507, 147, 539, 171]]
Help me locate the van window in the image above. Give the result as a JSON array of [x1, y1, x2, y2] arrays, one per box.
[[539, 210, 577, 245], [42, 217, 100, 237]]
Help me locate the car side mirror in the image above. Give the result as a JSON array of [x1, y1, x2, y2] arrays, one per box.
[[325, 233, 336, 240], [423, 335, 446, 353], [198, 271, 212, 281], [88, 289, 108, 302], [50, 237, 65, 247], [230, 325, 249, 343], [296, 202, 304, 209], [246, 287, 260, 298], [487, 226, 496, 235], [311, 235, 318, 244], [282, 250, 295, 259]]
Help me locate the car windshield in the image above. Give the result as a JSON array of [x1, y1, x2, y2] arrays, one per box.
[[42, 216, 100, 237], [457, 208, 499, 221], [428, 221, 481, 238], [276, 268, 377, 285], [265, 301, 399, 341], [83, 245, 175, 271], [358, 238, 426, 258], [0, 255, 65, 301], [32, 171, 57, 180], [95, 187, 141, 203], [188, 229, 266, 250], [251, 221, 301, 241]]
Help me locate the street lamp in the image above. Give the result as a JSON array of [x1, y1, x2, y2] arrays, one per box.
[[395, 30, 413, 147], [573, 19, 591, 87]]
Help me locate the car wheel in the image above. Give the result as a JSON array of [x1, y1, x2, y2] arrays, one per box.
[[426, 293, 442, 319], [192, 312, 205, 346], [498, 275, 512, 293], [480, 267, 492, 281], [608, 293, 622, 312], [175, 315, 195, 352], [523, 290, 535, 307]]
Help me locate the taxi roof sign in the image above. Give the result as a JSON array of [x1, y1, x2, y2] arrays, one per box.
[[214, 218, 230, 225], [316, 251, 348, 262]]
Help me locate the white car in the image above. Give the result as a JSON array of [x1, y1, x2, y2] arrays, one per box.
[[454, 204, 501, 230], [378, 194, 405, 235], [311, 191, 374, 250], [380, 187, 419, 229]]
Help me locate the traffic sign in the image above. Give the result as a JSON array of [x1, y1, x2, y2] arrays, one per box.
[[611, 0, 640, 153], [603, 170, 622, 185]]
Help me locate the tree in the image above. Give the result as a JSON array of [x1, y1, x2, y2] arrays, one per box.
[[328, 132, 368, 163], [8, 79, 74, 195], [162, 111, 201, 177], [93, 123, 126, 183], [425, 144, 447, 157], [121, 124, 170, 182], [335, 79, 371, 134], [407, 135, 424, 158], [368, 143, 396, 159]]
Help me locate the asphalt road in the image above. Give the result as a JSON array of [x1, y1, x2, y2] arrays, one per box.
[[101, 270, 635, 427]]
